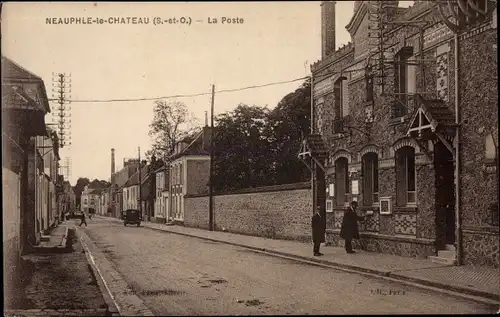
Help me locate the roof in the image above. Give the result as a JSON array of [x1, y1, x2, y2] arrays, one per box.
[[169, 127, 210, 161], [152, 165, 166, 174], [2, 56, 44, 82], [1, 56, 51, 113], [123, 165, 148, 187], [406, 95, 455, 136]]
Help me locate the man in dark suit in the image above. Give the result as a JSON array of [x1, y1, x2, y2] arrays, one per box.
[[311, 206, 325, 256], [340, 200, 365, 254]]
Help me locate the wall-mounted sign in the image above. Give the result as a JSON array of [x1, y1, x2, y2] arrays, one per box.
[[351, 180, 359, 195]]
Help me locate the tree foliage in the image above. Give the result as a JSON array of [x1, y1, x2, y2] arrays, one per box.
[[73, 177, 111, 207], [147, 99, 200, 162], [213, 104, 273, 191], [213, 79, 311, 191]]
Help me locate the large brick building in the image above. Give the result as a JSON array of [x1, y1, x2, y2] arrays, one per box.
[[306, 1, 498, 267]]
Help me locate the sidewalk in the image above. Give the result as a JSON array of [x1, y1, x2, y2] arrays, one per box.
[[4, 222, 115, 317], [98, 215, 499, 304]]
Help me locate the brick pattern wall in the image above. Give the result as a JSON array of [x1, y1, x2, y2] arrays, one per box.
[[184, 183, 313, 241], [458, 26, 499, 267]]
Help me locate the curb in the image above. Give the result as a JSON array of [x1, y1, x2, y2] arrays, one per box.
[[97, 215, 500, 305], [77, 228, 155, 316], [142, 224, 500, 306], [77, 229, 120, 316]]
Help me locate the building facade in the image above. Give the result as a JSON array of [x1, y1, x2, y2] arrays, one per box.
[[35, 128, 60, 234], [2, 56, 52, 303], [169, 126, 211, 222], [307, 1, 498, 267], [110, 157, 139, 218], [153, 166, 169, 222]]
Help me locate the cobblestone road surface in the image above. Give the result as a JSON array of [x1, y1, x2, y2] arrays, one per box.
[[82, 218, 498, 315]]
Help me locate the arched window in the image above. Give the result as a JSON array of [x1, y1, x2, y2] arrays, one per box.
[[334, 157, 349, 206], [395, 146, 416, 206], [362, 153, 379, 206]]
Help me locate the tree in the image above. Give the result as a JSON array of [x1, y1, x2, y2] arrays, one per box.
[[213, 104, 274, 191], [212, 79, 311, 191], [73, 177, 90, 207], [266, 78, 311, 184], [148, 99, 200, 162]]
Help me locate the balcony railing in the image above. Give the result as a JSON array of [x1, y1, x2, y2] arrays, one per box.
[[333, 119, 345, 133], [391, 95, 415, 119]]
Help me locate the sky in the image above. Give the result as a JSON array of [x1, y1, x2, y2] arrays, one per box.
[[2, 1, 413, 185]]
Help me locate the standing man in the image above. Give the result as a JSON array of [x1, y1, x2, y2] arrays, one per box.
[[79, 211, 88, 227], [340, 200, 365, 254], [311, 206, 325, 256]]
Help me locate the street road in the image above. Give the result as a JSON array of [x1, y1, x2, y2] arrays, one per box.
[[80, 217, 496, 315]]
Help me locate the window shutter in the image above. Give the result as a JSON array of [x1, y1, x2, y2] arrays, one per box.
[[363, 155, 373, 206], [342, 79, 350, 117], [396, 151, 407, 207], [407, 56, 416, 95], [334, 84, 342, 119], [335, 159, 346, 206]]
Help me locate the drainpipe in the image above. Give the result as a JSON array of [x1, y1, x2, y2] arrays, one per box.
[[454, 33, 462, 266], [310, 74, 316, 214]]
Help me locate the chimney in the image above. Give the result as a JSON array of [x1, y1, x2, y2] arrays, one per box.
[[111, 148, 115, 175], [202, 126, 211, 152], [321, 1, 336, 59], [205, 111, 208, 127]]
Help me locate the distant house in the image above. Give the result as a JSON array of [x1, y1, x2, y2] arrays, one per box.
[[111, 158, 140, 218], [153, 165, 169, 223], [168, 125, 211, 222], [122, 164, 148, 212]]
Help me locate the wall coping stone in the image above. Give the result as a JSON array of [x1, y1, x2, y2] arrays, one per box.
[[326, 229, 435, 245], [185, 182, 311, 198]]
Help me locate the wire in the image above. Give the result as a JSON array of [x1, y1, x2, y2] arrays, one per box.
[[46, 76, 310, 104]]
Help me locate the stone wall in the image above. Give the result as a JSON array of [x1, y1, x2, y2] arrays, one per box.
[[458, 24, 499, 267], [184, 182, 313, 241], [2, 167, 22, 305]]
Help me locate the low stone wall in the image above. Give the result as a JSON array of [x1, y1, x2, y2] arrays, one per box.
[[462, 227, 499, 268], [151, 217, 167, 224], [326, 230, 436, 258], [184, 182, 313, 241]]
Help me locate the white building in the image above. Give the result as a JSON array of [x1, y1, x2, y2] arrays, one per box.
[[122, 170, 140, 210], [153, 166, 169, 221]]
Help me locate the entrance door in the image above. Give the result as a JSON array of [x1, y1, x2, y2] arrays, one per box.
[[434, 141, 455, 250]]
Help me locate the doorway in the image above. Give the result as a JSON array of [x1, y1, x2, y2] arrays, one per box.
[[434, 141, 455, 250]]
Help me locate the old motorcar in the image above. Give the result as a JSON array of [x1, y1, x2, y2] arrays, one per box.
[[123, 209, 142, 227]]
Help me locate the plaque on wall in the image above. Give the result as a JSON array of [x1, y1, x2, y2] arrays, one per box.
[[351, 180, 359, 195]]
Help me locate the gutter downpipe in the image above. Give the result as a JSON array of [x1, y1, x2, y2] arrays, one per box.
[[454, 32, 462, 266], [310, 73, 316, 215]]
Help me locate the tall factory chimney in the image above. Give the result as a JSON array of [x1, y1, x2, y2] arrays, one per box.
[[111, 148, 115, 175], [321, 1, 336, 59]]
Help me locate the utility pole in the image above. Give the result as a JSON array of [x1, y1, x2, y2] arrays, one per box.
[[51, 72, 72, 222], [138, 147, 142, 218], [209, 85, 215, 231]]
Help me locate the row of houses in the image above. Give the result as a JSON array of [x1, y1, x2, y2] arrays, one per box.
[[91, 125, 211, 223], [89, 1, 497, 268], [2, 56, 76, 296]]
